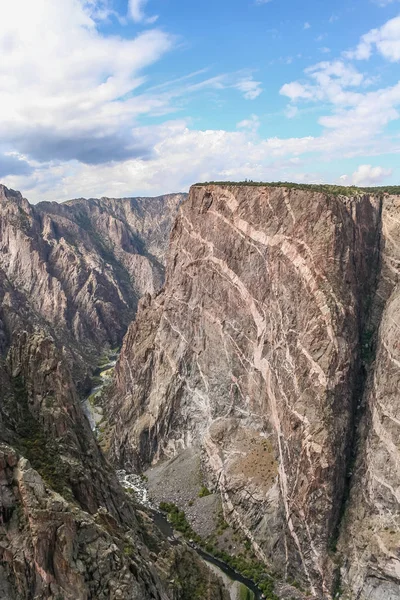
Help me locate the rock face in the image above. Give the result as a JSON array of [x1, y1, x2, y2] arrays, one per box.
[[0, 184, 228, 600], [0, 184, 184, 384], [107, 184, 400, 598], [0, 444, 229, 600], [338, 194, 400, 600]]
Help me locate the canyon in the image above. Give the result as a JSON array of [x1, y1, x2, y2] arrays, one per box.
[[1, 181, 399, 599], [0, 184, 184, 386], [106, 184, 400, 600], [0, 185, 230, 600]]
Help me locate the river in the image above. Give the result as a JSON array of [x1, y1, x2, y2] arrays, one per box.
[[118, 471, 262, 600], [83, 356, 263, 600]]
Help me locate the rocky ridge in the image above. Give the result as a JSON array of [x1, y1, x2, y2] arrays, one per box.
[[0, 184, 184, 386], [0, 185, 231, 599], [106, 184, 400, 599]]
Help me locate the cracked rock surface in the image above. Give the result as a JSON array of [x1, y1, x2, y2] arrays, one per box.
[[0, 184, 184, 386], [107, 184, 400, 598], [0, 185, 229, 600]]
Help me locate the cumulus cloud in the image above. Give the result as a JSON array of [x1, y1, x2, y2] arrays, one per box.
[[346, 16, 400, 62], [304, 22, 311, 30], [0, 0, 174, 169], [279, 54, 400, 149], [237, 114, 260, 132], [0, 3, 398, 200], [0, 0, 266, 178], [340, 164, 393, 185], [280, 61, 365, 103], [3, 121, 313, 201]]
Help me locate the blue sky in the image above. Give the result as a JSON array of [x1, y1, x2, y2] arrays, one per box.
[[0, 0, 399, 201]]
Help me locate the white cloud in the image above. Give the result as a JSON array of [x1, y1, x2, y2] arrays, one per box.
[[0, 4, 398, 201], [2, 121, 318, 202], [128, 0, 158, 24], [277, 23, 400, 163], [0, 0, 174, 165], [234, 77, 263, 100], [304, 22, 311, 30], [280, 61, 366, 105], [280, 81, 313, 100], [3, 118, 397, 203], [341, 164, 393, 185], [346, 15, 400, 62], [0, 0, 261, 169], [237, 114, 260, 132]]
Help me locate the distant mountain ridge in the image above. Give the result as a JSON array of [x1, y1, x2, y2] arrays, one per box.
[[0, 184, 185, 386], [0, 185, 230, 600]]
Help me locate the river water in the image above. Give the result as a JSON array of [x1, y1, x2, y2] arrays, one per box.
[[83, 356, 263, 600], [117, 470, 261, 600], [82, 353, 118, 431]]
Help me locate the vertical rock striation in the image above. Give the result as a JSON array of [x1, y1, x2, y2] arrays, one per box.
[[107, 184, 385, 597], [338, 195, 400, 600]]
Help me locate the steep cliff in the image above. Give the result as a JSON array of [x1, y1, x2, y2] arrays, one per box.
[[107, 184, 400, 598], [0, 185, 184, 385], [338, 194, 400, 600], [0, 185, 228, 599]]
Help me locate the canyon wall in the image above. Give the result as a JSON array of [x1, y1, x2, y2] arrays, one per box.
[[0, 185, 226, 599], [107, 184, 400, 598], [338, 194, 400, 600], [0, 185, 184, 385]]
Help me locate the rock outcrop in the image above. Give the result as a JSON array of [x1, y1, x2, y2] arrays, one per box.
[[0, 442, 229, 600], [107, 184, 400, 598], [0, 185, 230, 599], [0, 184, 184, 385]]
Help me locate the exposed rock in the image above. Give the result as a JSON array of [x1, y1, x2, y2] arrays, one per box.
[[338, 195, 400, 599], [0, 443, 229, 600], [107, 184, 399, 598], [0, 184, 229, 599], [0, 184, 184, 385]]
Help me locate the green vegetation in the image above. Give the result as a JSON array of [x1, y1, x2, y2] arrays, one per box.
[[97, 354, 112, 367], [198, 485, 211, 498], [193, 180, 400, 197], [123, 544, 134, 557], [159, 502, 278, 599], [159, 502, 197, 538], [10, 376, 72, 499], [239, 584, 255, 600]]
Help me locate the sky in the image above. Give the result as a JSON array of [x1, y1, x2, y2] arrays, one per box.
[[0, 0, 400, 202]]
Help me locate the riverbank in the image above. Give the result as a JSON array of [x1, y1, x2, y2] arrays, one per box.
[[81, 350, 118, 432], [81, 356, 299, 600], [115, 469, 262, 599]]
